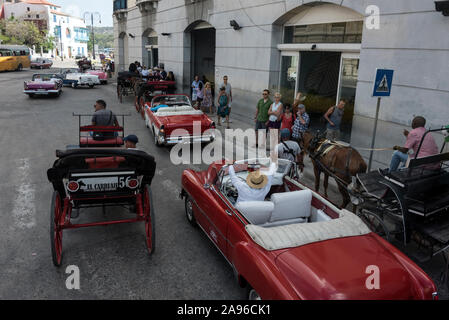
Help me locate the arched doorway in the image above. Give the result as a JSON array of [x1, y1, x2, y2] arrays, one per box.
[[184, 21, 216, 93], [118, 32, 128, 72], [274, 2, 364, 141], [142, 29, 158, 68]]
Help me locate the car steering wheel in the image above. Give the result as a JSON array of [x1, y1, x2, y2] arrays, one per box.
[[224, 176, 246, 199]]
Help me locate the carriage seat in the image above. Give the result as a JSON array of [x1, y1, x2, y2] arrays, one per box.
[[85, 156, 126, 169], [79, 136, 124, 147], [235, 190, 312, 227]]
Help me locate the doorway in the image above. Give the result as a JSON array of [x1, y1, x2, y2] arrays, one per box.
[[191, 27, 216, 88], [279, 51, 359, 141]]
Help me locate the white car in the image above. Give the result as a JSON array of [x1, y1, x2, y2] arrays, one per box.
[[64, 72, 100, 88]]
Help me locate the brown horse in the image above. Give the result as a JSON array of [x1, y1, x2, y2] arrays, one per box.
[[299, 131, 367, 209]]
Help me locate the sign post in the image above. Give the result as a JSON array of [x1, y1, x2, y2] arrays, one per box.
[[368, 69, 394, 171]]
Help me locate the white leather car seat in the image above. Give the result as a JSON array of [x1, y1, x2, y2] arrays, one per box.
[[265, 190, 312, 227], [235, 201, 274, 225]]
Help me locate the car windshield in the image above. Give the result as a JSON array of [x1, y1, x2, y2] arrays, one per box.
[[33, 74, 56, 81], [221, 158, 291, 175], [61, 68, 79, 74], [152, 95, 191, 107]]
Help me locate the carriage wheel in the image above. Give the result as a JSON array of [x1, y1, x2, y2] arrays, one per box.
[[142, 185, 155, 255], [50, 191, 65, 266], [135, 97, 140, 113], [358, 209, 390, 242]]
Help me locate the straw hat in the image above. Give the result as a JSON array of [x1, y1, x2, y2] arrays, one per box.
[[246, 170, 269, 189]]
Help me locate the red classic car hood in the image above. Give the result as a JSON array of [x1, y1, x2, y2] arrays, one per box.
[[87, 70, 107, 79], [275, 235, 421, 300], [158, 114, 212, 135]]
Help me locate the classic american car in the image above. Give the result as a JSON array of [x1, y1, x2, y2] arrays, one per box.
[[62, 68, 100, 88], [144, 94, 215, 146], [86, 66, 108, 84], [180, 158, 438, 300], [30, 57, 53, 69], [24, 73, 63, 98]]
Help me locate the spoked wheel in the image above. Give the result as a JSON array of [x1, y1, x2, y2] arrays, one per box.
[[135, 97, 141, 113], [358, 209, 390, 242], [142, 185, 155, 255], [50, 191, 66, 267], [185, 195, 197, 226]]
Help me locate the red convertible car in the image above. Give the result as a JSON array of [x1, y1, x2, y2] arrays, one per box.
[[87, 67, 108, 84], [144, 94, 215, 146], [180, 158, 438, 300], [24, 73, 63, 98]]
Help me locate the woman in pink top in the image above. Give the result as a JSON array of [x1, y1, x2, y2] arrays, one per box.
[[389, 116, 439, 171]]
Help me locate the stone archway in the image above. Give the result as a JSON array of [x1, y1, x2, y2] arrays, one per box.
[[183, 20, 216, 93], [142, 28, 158, 68]]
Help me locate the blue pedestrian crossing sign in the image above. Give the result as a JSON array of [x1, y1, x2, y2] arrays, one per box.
[[373, 69, 394, 97]]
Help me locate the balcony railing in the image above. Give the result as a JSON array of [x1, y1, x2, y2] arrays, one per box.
[[113, 0, 128, 20], [136, 0, 159, 13], [113, 0, 127, 11]]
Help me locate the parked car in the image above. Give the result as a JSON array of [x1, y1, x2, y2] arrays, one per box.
[[30, 58, 53, 69], [86, 66, 108, 84], [24, 73, 63, 98], [180, 158, 438, 300], [144, 94, 215, 146], [61, 68, 100, 88]]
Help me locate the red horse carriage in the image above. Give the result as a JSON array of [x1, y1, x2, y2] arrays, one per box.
[[47, 116, 156, 266]]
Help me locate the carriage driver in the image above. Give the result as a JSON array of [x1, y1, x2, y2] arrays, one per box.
[[91, 100, 119, 138], [388, 116, 439, 172], [228, 159, 277, 204]]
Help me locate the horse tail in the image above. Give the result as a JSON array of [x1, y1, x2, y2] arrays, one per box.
[[358, 153, 368, 174]]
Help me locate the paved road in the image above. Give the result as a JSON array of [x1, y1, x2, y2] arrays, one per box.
[[0, 68, 447, 299]]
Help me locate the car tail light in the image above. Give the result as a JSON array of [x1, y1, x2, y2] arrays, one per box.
[[126, 178, 139, 189], [159, 125, 165, 134], [67, 181, 79, 192]]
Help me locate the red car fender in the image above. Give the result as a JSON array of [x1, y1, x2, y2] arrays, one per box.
[[376, 237, 437, 299], [233, 241, 298, 300], [181, 170, 203, 198]]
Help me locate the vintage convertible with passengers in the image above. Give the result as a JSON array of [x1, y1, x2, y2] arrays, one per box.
[[180, 158, 438, 300], [144, 94, 215, 146], [24, 73, 63, 98]]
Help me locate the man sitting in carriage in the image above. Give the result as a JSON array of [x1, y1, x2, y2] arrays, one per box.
[[389, 116, 439, 172], [91, 99, 120, 139]]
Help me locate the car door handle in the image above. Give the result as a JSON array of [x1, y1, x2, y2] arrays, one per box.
[[225, 210, 232, 216]]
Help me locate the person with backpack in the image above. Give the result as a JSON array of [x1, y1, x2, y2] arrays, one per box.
[[275, 129, 302, 164], [324, 99, 346, 141]]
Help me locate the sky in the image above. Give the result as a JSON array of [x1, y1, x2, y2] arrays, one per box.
[[51, 0, 113, 27]]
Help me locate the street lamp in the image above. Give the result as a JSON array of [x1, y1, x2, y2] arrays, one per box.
[[83, 12, 101, 60], [59, 18, 65, 61]]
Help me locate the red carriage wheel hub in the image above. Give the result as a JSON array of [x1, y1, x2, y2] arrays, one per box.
[[67, 181, 79, 192]]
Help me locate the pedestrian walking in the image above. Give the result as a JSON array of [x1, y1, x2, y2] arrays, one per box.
[[254, 89, 272, 147], [217, 87, 230, 128], [191, 75, 203, 108], [220, 75, 232, 121], [201, 82, 213, 114], [324, 99, 346, 141]]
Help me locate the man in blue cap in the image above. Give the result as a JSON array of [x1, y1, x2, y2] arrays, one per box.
[[124, 134, 139, 150], [275, 128, 302, 168]]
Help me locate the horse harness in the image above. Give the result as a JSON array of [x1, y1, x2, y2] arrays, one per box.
[[309, 138, 354, 184]]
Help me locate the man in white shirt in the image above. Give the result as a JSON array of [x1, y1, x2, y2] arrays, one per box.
[[228, 162, 277, 204]]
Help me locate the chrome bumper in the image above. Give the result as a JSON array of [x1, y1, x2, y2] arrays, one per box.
[[24, 90, 59, 94], [163, 134, 215, 145]]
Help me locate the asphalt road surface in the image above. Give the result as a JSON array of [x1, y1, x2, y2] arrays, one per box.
[[0, 67, 447, 299]]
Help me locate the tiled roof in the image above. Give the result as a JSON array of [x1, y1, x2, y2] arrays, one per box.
[[23, 0, 61, 8]]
